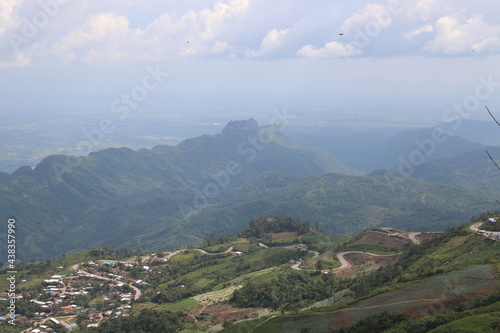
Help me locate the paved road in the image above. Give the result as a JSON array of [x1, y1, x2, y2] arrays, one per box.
[[129, 284, 141, 300], [470, 221, 500, 238], [408, 232, 421, 245], [72, 265, 141, 299], [292, 251, 401, 272], [332, 251, 401, 271], [196, 246, 237, 255], [470, 222, 482, 232]]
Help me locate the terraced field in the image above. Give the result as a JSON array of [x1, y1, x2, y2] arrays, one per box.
[[224, 264, 500, 333]]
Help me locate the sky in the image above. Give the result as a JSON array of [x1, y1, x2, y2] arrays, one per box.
[[1, 0, 500, 124]]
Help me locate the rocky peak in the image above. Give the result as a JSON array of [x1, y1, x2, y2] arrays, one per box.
[[221, 118, 259, 136]]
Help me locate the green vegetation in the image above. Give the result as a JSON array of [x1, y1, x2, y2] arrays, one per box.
[[238, 215, 312, 239], [427, 312, 500, 333], [164, 297, 200, 312], [1, 212, 499, 333], [222, 219, 500, 333], [96, 309, 185, 332], [229, 268, 353, 311], [0, 120, 496, 262]]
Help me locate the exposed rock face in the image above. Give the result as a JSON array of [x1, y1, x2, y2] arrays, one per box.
[[221, 119, 260, 136]]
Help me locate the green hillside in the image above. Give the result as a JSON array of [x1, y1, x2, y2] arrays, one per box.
[[1, 216, 498, 333], [222, 223, 500, 333], [0, 120, 356, 261], [0, 120, 498, 262], [291, 127, 485, 173], [412, 146, 500, 192], [173, 171, 495, 239]]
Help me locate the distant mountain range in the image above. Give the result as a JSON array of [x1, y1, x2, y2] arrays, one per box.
[[290, 126, 486, 173], [411, 146, 500, 192], [0, 119, 497, 261]]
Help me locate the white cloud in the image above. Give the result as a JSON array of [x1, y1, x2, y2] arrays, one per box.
[[0, 51, 30, 68], [413, 0, 438, 20], [296, 3, 401, 59], [48, 0, 253, 63], [0, 0, 499, 65], [53, 13, 135, 63], [404, 24, 433, 39], [195, 0, 251, 42], [296, 41, 362, 58], [423, 15, 500, 55], [248, 28, 290, 57], [0, 0, 20, 36], [340, 3, 394, 33]]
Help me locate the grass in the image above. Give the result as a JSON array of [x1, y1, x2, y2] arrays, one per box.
[[203, 239, 247, 253], [164, 297, 200, 312], [221, 317, 269, 333], [356, 264, 497, 309], [341, 243, 399, 255], [233, 243, 252, 253], [226, 266, 281, 285], [235, 264, 500, 333], [171, 251, 197, 262], [55, 316, 78, 325], [301, 234, 349, 252], [193, 285, 243, 305], [193, 278, 214, 288], [428, 312, 500, 333]]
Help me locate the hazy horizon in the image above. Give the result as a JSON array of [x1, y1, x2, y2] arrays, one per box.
[[2, 0, 500, 172]]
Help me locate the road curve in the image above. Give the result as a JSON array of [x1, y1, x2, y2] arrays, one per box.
[[291, 251, 401, 272], [408, 232, 421, 245], [470, 222, 482, 232], [332, 251, 401, 271]]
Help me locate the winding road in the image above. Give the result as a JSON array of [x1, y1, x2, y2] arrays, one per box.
[[332, 251, 401, 271], [291, 251, 401, 272], [470, 222, 482, 232], [290, 230, 430, 272], [470, 221, 500, 238], [408, 232, 422, 245]]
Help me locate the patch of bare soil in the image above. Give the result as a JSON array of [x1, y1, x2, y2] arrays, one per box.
[[272, 232, 299, 241], [334, 253, 399, 278], [413, 232, 440, 243], [351, 233, 409, 250], [186, 303, 265, 325]]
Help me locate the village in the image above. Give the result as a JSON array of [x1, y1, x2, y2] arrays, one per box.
[[1, 256, 165, 332], [1, 218, 498, 332], [471, 218, 500, 241]]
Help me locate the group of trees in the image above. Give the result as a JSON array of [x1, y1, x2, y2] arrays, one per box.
[[94, 309, 185, 333], [238, 215, 312, 239], [231, 269, 343, 310]]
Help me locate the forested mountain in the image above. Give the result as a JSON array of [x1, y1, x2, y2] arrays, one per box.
[[291, 127, 485, 173], [170, 171, 494, 242], [0, 120, 496, 261], [0, 119, 355, 260], [410, 146, 500, 191]]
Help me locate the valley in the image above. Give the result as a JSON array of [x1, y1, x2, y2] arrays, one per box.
[[1, 119, 500, 332], [1, 119, 499, 262], [3, 1, 500, 332], [1, 215, 499, 332]]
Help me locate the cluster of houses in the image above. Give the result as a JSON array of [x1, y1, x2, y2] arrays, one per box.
[[9, 258, 152, 332], [477, 229, 500, 240], [2, 252, 193, 332], [477, 218, 500, 241]]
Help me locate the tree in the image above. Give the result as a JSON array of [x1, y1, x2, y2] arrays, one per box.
[[315, 259, 324, 272]]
